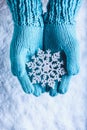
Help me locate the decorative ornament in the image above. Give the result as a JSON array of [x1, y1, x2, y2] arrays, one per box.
[[26, 49, 66, 89]]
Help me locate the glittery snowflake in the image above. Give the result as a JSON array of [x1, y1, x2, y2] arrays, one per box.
[[26, 49, 66, 89]]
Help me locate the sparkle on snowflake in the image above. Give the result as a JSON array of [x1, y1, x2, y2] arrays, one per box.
[[26, 49, 66, 89]]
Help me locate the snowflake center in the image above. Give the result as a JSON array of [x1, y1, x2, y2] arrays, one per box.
[[43, 64, 50, 73]]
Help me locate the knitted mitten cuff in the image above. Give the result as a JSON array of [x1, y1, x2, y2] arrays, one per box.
[[44, 0, 82, 24], [7, 0, 43, 27]]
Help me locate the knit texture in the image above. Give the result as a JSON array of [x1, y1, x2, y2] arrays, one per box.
[[44, 0, 82, 24], [44, 24, 80, 75], [43, 0, 82, 96], [6, 0, 44, 96], [7, 0, 43, 26]]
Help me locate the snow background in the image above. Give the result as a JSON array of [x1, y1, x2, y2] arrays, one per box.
[[0, 0, 87, 130]]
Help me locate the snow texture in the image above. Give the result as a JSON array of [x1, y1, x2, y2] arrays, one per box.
[[0, 0, 87, 130]]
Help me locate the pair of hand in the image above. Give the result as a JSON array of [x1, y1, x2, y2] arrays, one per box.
[[7, 0, 81, 96]]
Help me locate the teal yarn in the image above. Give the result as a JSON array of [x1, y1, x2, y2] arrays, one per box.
[[43, 0, 82, 96], [6, 0, 82, 97], [44, 0, 82, 24], [7, 0, 43, 26], [7, 0, 44, 96], [10, 26, 44, 96]]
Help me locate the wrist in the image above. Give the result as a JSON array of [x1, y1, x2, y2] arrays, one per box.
[[44, 0, 82, 24], [7, 0, 44, 26]]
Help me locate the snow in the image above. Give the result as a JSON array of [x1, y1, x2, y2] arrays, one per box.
[[0, 0, 87, 130]]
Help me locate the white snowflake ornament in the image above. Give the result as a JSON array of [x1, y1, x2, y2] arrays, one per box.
[[26, 49, 66, 89]]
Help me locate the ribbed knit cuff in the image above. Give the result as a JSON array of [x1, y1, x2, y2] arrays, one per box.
[[44, 0, 82, 24], [7, 0, 43, 27]]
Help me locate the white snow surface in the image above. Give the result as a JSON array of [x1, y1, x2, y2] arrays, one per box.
[[0, 0, 87, 130]]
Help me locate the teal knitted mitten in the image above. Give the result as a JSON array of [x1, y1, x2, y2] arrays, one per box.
[[6, 0, 44, 96], [43, 0, 82, 96]]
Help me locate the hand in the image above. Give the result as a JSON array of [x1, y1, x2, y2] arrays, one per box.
[[43, 0, 82, 96], [43, 24, 79, 96], [10, 26, 43, 96], [7, 0, 44, 96]]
